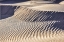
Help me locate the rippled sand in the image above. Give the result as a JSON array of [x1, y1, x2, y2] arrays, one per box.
[[0, 1, 64, 42]]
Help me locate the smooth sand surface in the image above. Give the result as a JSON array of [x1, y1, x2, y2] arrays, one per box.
[[29, 4, 64, 12]]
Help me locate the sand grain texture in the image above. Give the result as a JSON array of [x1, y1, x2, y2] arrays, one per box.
[[0, 2, 64, 42]]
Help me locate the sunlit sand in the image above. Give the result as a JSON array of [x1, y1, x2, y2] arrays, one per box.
[[0, 1, 64, 42]]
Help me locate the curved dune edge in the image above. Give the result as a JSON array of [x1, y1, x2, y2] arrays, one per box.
[[59, 1, 64, 4]]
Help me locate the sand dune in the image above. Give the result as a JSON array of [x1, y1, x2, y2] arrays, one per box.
[[0, 1, 64, 42]]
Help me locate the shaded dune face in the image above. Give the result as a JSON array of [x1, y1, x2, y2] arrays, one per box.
[[54, 0, 63, 3], [0, 20, 64, 42], [1, 6, 16, 19]]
